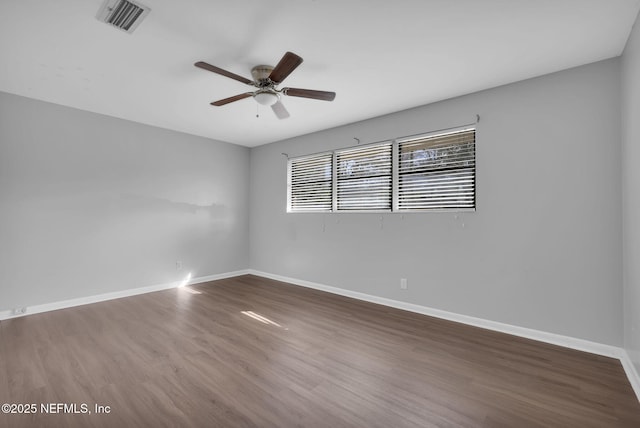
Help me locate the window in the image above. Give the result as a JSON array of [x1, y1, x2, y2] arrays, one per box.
[[336, 143, 392, 211], [287, 126, 475, 213], [287, 153, 333, 212], [398, 128, 475, 210]]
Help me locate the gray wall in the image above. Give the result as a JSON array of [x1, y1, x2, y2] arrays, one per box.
[[623, 11, 640, 372], [250, 59, 623, 346], [0, 52, 629, 350], [0, 91, 249, 310]]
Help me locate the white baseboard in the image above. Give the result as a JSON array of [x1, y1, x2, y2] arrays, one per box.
[[249, 270, 640, 401], [0, 269, 250, 321], [247, 270, 622, 360], [620, 350, 640, 402]]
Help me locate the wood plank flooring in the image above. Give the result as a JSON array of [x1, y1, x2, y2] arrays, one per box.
[[1, 274, 639, 427]]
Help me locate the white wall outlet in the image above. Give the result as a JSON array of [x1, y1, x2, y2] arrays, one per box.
[[12, 307, 27, 315], [176, 260, 183, 270], [400, 278, 408, 290]]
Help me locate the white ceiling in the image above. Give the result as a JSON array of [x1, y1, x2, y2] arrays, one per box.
[[1, 0, 639, 147]]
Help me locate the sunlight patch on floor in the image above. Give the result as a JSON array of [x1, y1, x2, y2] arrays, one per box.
[[241, 310, 287, 329]]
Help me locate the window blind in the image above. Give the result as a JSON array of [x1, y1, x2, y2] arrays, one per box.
[[288, 153, 333, 212], [336, 142, 392, 211], [398, 128, 475, 210]]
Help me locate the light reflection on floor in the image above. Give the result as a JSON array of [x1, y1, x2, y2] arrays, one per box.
[[241, 310, 287, 329]]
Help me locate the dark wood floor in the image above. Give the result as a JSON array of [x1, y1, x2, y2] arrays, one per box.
[[1, 274, 639, 427]]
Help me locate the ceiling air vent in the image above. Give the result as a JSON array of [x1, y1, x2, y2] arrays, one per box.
[[96, 0, 151, 34]]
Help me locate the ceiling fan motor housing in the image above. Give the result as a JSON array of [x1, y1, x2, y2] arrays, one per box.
[[251, 65, 275, 87], [251, 65, 280, 105]]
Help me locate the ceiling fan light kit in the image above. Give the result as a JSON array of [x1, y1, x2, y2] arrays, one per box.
[[194, 52, 336, 119], [254, 91, 279, 106]]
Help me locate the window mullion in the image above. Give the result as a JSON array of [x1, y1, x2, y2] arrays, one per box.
[[286, 159, 292, 212], [392, 139, 399, 212], [332, 151, 338, 212]]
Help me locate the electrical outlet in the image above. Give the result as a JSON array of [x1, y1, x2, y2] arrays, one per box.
[[12, 307, 27, 315], [176, 260, 183, 270], [400, 278, 408, 290]]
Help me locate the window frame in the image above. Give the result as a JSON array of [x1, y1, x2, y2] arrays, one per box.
[[334, 141, 393, 212], [286, 125, 476, 214], [396, 126, 476, 212], [287, 151, 334, 213]]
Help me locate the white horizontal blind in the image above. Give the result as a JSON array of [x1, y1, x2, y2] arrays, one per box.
[[288, 153, 333, 212], [336, 142, 392, 211], [398, 128, 475, 210]]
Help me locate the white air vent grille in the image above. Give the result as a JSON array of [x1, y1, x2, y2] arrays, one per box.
[[96, 0, 151, 34]]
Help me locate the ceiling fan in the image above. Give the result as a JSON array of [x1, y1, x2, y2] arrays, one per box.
[[194, 52, 336, 119]]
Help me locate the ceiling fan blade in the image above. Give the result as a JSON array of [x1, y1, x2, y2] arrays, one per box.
[[271, 100, 290, 119], [268, 52, 303, 84], [211, 93, 253, 106], [195, 61, 254, 86], [282, 87, 336, 101]]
